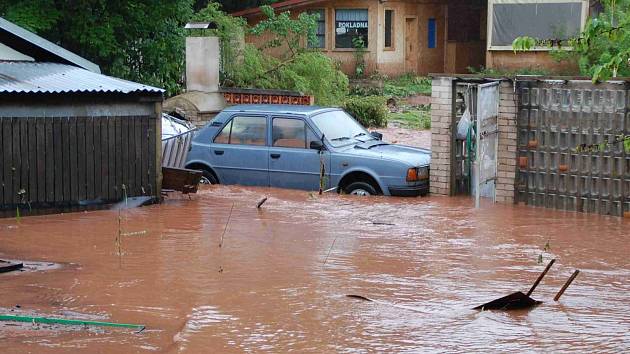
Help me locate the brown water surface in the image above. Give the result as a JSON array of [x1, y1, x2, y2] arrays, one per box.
[[0, 186, 628, 353]]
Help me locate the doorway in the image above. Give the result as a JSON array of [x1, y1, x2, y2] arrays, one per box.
[[404, 17, 418, 73]]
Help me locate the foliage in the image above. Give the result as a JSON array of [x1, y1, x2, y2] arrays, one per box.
[[191, 2, 247, 84], [388, 107, 431, 130], [342, 96, 388, 127], [383, 74, 432, 97], [194, 4, 348, 105], [249, 5, 319, 57], [352, 36, 367, 77], [0, 0, 193, 96], [513, 0, 630, 82]]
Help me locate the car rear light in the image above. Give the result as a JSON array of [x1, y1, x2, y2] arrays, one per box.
[[406, 168, 418, 182]]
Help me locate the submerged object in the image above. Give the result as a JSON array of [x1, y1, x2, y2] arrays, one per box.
[[474, 259, 555, 311], [0, 260, 23, 273]]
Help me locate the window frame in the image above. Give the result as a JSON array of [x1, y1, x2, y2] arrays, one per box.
[[213, 115, 268, 146], [271, 117, 320, 150], [307, 8, 327, 49], [384, 8, 394, 51], [334, 8, 370, 50], [487, 0, 589, 51]]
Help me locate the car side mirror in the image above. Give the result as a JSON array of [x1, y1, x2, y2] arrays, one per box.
[[310, 140, 324, 151], [370, 131, 383, 140]]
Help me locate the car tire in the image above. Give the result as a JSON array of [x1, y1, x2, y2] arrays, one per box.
[[344, 181, 378, 196], [200, 169, 218, 185]]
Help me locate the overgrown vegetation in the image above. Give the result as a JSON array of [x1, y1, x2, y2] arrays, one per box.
[[342, 96, 388, 128], [193, 4, 348, 105], [388, 107, 431, 130], [383, 74, 432, 97], [352, 37, 367, 78], [513, 0, 630, 81]]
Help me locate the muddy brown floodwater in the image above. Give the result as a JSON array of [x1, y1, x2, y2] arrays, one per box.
[[1, 186, 629, 353]]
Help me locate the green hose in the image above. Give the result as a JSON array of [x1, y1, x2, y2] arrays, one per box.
[[0, 314, 144, 330]]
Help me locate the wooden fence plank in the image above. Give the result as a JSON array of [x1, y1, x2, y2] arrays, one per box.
[[141, 116, 149, 194], [53, 118, 63, 202], [108, 117, 116, 200], [77, 117, 86, 201], [0, 118, 5, 205], [61, 117, 71, 203], [69, 117, 79, 202], [147, 116, 156, 196], [84, 117, 94, 200], [134, 117, 142, 196], [36, 118, 46, 203], [19, 118, 29, 204], [27, 118, 38, 204], [121, 116, 129, 195], [12, 117, 21, 205], [115, 117, 123, 200], [92, 117, 103, 199], [46, 117, 55, 202]]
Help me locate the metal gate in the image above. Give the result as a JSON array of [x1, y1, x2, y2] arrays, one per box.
[[516, 80, 630, 216], [474, 82, 500, 207]]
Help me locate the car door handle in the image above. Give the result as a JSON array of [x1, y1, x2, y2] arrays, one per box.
[[214, 150, 224, 155], [270, 153, 281, 159]]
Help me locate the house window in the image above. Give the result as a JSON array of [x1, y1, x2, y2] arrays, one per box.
[[214, 116, 267, 146], [308, 9, 326, 48], [489, 0, 585, 49], [384, 10, 393, 49], [428, 18, 436, 49], [335, 9, 368, 49]]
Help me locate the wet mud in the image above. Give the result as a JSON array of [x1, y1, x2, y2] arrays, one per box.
[[0, 185, 628, 353]]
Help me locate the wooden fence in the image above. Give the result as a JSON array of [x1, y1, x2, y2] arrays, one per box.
[[0, 115, 159, 215]]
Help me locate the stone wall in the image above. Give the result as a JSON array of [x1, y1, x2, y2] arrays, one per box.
[[430, 77, 454, 196]]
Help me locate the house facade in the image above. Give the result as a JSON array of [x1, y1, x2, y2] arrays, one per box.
[[234, 0, 596, 76]]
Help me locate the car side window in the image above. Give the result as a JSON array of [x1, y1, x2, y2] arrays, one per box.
[[214, 116, 266, 146], [272, 118, 307, 149]]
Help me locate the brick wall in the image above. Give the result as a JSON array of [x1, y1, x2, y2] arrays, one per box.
[[496, 81, 518, 203], [430, 77, 519, 202], [430, 77, 454, 195]]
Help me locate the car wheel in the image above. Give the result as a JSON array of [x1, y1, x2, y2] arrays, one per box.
[[199, 170, 218, 185], [344, 181, 378, 196]]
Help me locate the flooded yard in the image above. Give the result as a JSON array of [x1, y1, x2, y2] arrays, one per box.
[[0, 186, 629, 353]]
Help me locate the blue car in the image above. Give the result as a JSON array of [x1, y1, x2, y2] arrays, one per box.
[[185, 105, 430, 197]]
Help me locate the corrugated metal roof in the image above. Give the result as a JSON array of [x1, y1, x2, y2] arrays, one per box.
[[0, 62, 164, 95], [0, 17, 100, 73]]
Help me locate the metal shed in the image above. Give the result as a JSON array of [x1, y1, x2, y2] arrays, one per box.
[[0, 62, 164, 217]]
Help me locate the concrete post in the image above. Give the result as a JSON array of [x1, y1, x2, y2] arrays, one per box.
[[430, 76, 454, 195]]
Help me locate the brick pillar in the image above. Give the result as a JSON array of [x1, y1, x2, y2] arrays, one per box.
[[430, 77, 454, 195], [495, 81, 518, 203]]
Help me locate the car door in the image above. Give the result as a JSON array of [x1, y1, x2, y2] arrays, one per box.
[[268, 116, 330, 191], [211, 115, 269, 186]]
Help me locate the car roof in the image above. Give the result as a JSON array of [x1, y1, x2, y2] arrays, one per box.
[[222, 104, 339, 116]]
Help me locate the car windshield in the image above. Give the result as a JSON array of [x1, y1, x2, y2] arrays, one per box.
[[310, 110, 371, 147]]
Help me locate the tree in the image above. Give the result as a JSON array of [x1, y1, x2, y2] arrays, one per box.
[[1, 0, 193, 96]]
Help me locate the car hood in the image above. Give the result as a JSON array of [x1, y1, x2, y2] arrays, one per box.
[[340, 141, 431, 166]]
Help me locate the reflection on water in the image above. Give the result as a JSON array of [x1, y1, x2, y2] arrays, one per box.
[[0, 185, 629, 353]]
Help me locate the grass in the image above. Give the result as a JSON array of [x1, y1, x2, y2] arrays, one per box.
[[383, 74, 432, 98], [387, 106, 431, 130]]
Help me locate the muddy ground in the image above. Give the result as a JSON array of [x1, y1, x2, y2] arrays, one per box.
[[0, 185, 628, 353]]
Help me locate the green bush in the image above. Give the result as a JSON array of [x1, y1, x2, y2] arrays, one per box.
[[383, 74, 432, 97], [342, 96, 388, 128]]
